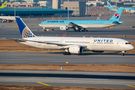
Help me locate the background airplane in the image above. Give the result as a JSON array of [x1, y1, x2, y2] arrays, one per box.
[[0, 16, 19, 20], [107, 1, 135, 13], [0, 16, 20, 23], [0, 1, 7, 9], [15, 17, 134, 56], [39, 8, 123, 32]]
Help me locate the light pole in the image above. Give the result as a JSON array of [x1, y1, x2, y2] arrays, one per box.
[[61, 0, 63, 9], [68, 0, 69, 20], [87, 0, 88, 15], [14, 0, 16, 16]]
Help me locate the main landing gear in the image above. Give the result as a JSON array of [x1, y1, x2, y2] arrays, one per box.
[[63, 49, 71, 55], [75, 30, 80, 32], [82, 28, 88, 32], [74, 28, 88, 32], [63, 52, 71, 55]]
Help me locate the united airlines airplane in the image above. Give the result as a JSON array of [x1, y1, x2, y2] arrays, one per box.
[[107, 1, 135, 13], [15, 17, 134, 56], [39, 8, 123, 32]]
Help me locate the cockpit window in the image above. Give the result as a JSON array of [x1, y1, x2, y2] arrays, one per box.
[[125, 42, 131, 44]]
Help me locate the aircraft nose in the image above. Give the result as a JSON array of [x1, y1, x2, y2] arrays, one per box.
[[130, 45, 134, 50]]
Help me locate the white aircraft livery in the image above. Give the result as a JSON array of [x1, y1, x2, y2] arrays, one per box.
[[39, 8, 123, 32], [0, 16, 19, 20], [15, 17, 134, 55]]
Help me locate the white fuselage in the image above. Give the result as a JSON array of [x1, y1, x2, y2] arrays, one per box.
[[0, 16, 19, 20], [39, 23, 115, 29], [20, 37, 134, 51], [110, 9, 135, 13]]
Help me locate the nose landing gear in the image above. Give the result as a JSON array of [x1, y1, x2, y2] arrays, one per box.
[[122, 51, 126, 56]]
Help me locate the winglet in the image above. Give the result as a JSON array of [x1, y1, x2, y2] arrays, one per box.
[[109, 7, 123, 21], [15, 17, 36, 38]]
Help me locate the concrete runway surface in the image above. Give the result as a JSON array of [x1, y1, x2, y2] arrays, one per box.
[[0, 52, 135, 64], [0, 70, 135, 89]]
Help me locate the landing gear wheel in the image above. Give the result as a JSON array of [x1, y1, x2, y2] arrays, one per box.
[[63, 52, 71, 55], [121, 51, 126, 56], [67, 52, 71, 55], [82, 30, 85, 32], [82, 28, 88, 32], [63, 52, 66, 55], [85, 30, 88, 32], [122, 53, 125, 56], [75, 30, 80, 32]]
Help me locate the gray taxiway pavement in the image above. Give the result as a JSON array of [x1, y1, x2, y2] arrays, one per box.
[[0, 52, 135, 64], [0, 14, 135, 89], [0, 70, 135, 89], [0, 14, 135, 39]]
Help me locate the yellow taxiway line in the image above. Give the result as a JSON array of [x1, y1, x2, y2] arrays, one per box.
[[37, 82, 51, 86], [126, 85, 135, 88]]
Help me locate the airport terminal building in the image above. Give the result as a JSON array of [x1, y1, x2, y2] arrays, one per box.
[[0, 8, 73, 17]]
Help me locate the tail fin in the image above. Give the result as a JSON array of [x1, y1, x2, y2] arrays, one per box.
[[107, 1, 113, 9], [15, 17, 36, 38], [109, 7, 123, 21], [0, 1, 7, 8]]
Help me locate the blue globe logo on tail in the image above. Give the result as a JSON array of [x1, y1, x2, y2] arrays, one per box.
[[15, 17, 36, 38], [22, 27, 35, 38], [115, 13, 119, 19]]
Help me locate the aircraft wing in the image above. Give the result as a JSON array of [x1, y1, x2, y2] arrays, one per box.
[[28, 40, 70, 46], [68, 22, 82, 30], [14, 39, 87, 48], [13, 39, 70, 46]]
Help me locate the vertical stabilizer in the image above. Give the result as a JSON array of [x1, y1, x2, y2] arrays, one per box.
[[107, 1, 113, 9], [15, 17, 36, 38], [0, 1, 7, 8], [109, 7, 123, 21]]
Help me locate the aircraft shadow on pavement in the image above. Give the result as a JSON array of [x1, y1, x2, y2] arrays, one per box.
[[0, 72, 135, 80], [65, 30, 120, 33], [47, 52, 135, 56]]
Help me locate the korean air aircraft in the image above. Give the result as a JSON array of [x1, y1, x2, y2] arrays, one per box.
[[15, 17, 134, 56], [0, 1, 7, 9], [39, 8, 123, 32], [107, 1, 135, 13]]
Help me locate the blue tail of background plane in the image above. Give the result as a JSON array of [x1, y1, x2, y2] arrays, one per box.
[[107, 1, 113, 9], [109, 7, 123, 21], [15, 17, 36, 38]]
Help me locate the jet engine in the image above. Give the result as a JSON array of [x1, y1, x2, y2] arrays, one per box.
[[60, 25, 68, 30], [68, 45, 83, 54]]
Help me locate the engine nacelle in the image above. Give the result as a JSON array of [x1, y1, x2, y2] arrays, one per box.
[[68, 45, 83, 54], [60, 25, 68, 30]]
